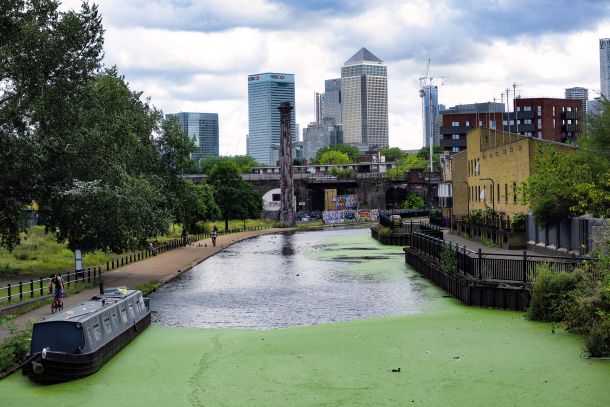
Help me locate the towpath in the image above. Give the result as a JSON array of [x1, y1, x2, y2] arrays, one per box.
[[0, 228, 286, 340]]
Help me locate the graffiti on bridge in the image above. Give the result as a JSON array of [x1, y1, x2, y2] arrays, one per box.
[[322, 209, 379, 224]]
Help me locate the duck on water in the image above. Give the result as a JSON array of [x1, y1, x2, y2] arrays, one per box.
[[22, 287, 151, 384]]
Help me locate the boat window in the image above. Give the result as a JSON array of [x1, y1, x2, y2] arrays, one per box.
[[128, 303, 135, 318], [103, 317, 112, 334], [120, 307, 128, 323], [92, 323, 102, 341]]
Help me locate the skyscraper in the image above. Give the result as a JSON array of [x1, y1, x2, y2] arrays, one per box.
[[247, 73, 296, 166], [321, 78, 342, 125], [601, 38, 610, 99], [165, 112, 219, 159], [421, 85, 439, 147], [565, 87, 588, 114], [341, 48, 388, 148]]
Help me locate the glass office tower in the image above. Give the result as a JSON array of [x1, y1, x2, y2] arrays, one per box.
[[247, 73, 296, 166], [166, 112, 219, 159]]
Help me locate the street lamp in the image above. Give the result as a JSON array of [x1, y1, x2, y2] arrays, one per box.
[[480, 177, 495, 214]]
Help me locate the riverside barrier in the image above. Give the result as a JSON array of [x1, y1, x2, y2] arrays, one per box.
[[0, 267, 102, 310], [404, 231, 585, 310]]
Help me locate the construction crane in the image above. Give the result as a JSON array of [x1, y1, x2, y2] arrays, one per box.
[[419, 58, 447, 172]]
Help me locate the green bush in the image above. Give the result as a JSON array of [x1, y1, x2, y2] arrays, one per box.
[[378, 227, 392, 236], [527, 264, 581, 322], [0, 315, 32, 374], [511, 212, 527, 232], [585, 318, 610, 357], [402, 194, 425, 210], [440, 246, 457, 273]]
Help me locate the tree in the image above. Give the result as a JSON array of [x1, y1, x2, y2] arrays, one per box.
[[0, 0, 104, 250], [207, 161, 262, 230], [380, 147, 405, 162], [319, 150, 351, 165], [314, 144, 360, 163], [385, 154, 427, 178], [524, 144, 593, 225], [197, 155, 260, 174], [173, 181, 220, 233]]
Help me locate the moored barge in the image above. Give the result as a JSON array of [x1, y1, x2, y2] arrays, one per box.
[[22, 287, 151, 384]]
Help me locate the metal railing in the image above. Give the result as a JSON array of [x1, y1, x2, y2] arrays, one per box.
[[0, 267, 102, 304], [408, 231, 585, 283]]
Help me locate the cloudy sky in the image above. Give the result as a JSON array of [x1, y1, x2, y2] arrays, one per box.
[[61, 0, 610, 154]]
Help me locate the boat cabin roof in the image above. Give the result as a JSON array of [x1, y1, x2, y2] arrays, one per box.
[[41, 287, 141, 325]]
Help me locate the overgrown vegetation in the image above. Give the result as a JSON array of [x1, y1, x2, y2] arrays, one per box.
[[524, 99, 610, 224], [313, 144, 361, 164], [0, 315, 33, 375], [402, 194, 425, 210], [528, 250, 610, 357], [440, 246, 457, 273]]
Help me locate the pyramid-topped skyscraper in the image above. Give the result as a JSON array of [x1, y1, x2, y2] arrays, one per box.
[[341, 48, 388, 148]]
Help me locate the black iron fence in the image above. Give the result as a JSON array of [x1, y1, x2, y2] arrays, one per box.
[[408, 231, 584, 283], [0, 267, 102, 305]]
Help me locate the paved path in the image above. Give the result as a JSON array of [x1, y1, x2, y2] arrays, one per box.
[[0, 228, 286, 339], [442, 230, 541, 256]]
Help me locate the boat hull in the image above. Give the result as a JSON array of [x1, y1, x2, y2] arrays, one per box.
[[22, 312, 151, 384]]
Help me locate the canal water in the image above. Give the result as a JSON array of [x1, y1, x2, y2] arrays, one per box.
[[151, 227, 440, 329]]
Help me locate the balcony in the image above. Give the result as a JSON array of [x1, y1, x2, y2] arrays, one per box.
[[562, 123, 580, 133], [440, 125, 471, 135], [516, 111, 534, 119], [516, 124, 534, 133], [561, 111, 579, 120], [440, 138, 467, 148]]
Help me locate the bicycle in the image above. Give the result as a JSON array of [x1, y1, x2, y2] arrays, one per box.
[[51, 298, 63, 314]]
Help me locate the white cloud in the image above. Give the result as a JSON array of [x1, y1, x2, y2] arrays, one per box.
[[59, 0, 610, 153]]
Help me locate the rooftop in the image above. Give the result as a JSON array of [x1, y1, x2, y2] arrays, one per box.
[[344, 47, 383, 66]]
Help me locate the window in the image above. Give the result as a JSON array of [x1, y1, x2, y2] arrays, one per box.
[[524, 106, 532, 111], [103, 317, 112, 334], [537, 106, 542, 115], [92, 323, 102, 341], [504, 184, 508, 204], [497, 184, 500, 203], [478, 120, 483, 127], [537, 119, 542, 128], [465, 121, 470, 126], [513, 182, 517, 204], [452, 121, 459, 126], [272, 193, 281, 201], [120, 307, 128, 323], [452, 147, 459, 153], [537, 132, 542, 139], [452, 134, 460, 139], [523, 119, 531, 124]]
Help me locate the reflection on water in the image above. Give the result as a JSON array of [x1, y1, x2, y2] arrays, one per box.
[[151, 228, 437, 329]]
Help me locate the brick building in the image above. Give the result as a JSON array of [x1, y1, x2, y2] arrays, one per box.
[[509, 98, 581, 142], [439, 102, 505, 155], [440, 98, 582, 156], [442, 127, 577, 220]]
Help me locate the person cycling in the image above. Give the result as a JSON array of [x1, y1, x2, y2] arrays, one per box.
[[49, 273, 64, 311], [211, 226, 218, 247]]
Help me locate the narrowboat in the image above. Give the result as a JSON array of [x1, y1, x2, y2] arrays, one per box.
[[22, 287, 151, 384]]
